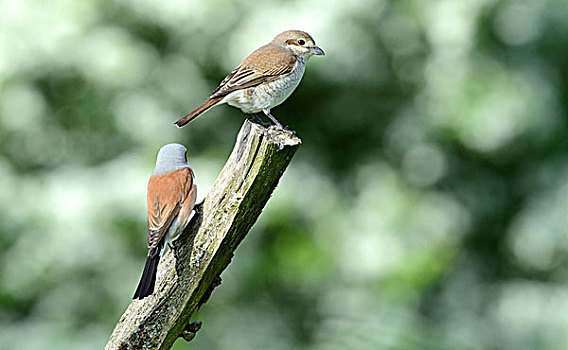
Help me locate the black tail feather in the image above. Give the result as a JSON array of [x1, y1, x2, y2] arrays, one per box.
[[133, 253, 160, 299]]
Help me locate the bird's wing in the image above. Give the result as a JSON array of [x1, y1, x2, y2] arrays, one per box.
[[146, 167, 194, 256], [209, 44, 297, 99]]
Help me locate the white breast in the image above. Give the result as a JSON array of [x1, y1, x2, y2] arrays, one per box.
[[223, 58, 306, 114]]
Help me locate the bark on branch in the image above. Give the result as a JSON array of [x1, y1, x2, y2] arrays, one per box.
[[105, 119, 301, 349]]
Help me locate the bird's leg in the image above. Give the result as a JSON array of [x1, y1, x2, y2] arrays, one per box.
[[251, 113, 264, 123], [263, 109, 296, 135], [168, 242, 179, 260], [249, 113, 270, 127], [263, 109, 284, 128], [193, 200, 204, 215]]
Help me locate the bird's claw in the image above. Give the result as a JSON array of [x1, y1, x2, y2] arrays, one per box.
[[283, 126, 297, 136], [269, 123, 296, 135], [168, 243, 179, 260], [193, 201, 204, 215]]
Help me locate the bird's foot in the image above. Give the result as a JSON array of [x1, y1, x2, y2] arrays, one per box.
[[193, 200, 204, 215], [262, 109, 296, 135], [269, 123, 297, 136], [283, 125, 297, 136], [168, 243, 179, 260]]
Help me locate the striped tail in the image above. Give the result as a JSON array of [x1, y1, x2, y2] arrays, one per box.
[[174, 97, 223, 128]]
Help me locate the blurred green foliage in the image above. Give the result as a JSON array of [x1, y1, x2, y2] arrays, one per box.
[[1, 0, 568, 349]]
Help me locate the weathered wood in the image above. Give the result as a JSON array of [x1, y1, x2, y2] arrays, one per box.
[[105, 119, 301, 350]]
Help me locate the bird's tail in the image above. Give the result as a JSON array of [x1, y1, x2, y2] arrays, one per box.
[[133, 242, 164, 299], [174, 97, 223, 128], [133, 254, 159, 299]]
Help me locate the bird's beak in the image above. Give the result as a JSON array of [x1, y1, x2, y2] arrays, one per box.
[[309, 46, 325, 56]]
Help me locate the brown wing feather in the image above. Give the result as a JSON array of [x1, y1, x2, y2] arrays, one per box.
[[209, 44, 297, 99], [174, 44, 297, 128], [146, 168, 193, 253]]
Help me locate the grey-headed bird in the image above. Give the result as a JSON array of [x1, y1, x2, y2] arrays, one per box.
[[133, 144, 197, 300]]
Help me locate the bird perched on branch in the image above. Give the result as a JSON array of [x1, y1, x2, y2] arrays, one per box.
[[174, 29, 324, 129], [133, 144, 197, 300]]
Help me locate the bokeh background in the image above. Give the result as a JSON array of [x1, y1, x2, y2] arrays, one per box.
[[1, 0, 568, 349]]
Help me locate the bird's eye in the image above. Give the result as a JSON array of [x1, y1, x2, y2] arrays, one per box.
[[297, 39, 305, 45]]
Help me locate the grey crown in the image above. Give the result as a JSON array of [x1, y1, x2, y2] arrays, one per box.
[[153, 143, 190, 176]]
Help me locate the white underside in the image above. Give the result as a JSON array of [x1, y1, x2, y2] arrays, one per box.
[[220, 60, 306, 114]]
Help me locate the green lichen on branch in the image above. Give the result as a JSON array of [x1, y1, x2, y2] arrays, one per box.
[[105, 119, 301, 350]]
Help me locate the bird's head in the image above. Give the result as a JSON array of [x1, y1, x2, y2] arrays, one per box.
[[153, 143, 190, 175], [272, 30, 325, 58]]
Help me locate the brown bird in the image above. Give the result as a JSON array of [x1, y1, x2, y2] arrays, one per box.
[[133, 143, 197, 300], [174, 30, 324, 128]]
